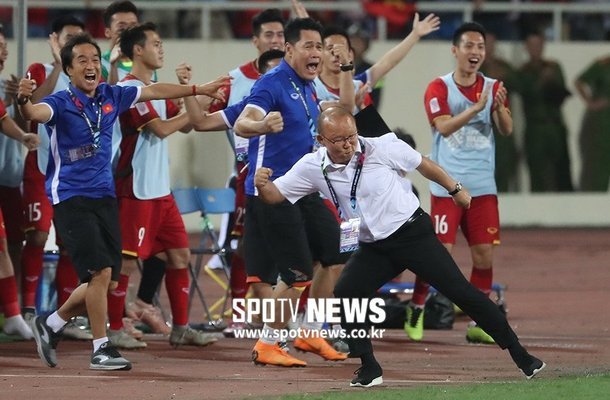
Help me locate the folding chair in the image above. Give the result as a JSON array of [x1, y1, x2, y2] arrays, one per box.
[[172, 187, 236, 327]]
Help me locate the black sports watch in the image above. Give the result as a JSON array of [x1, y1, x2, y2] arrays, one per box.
[[339, 63, 354, 72], [448, 182, 462, 196]]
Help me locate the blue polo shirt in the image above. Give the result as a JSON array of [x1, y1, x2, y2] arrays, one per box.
[[221, 98, 246, 129], [41, 83, 140, 204], [243, 59, 319, 195]]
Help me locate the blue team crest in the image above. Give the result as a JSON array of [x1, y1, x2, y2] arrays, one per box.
[[290, 92, 300, 100]]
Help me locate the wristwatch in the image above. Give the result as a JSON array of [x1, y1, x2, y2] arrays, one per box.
[[448, 182, 462, 196], [17, 96, 30, 106], [339, 63, 354, 72]]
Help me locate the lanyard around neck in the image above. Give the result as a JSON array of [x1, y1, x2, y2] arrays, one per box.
[[288, 77, 319, 145], [66, 86, 102, 149], [321, 139, 365, 220], [288, 77, 312, 119]]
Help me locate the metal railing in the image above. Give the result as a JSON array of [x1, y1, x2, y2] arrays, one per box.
[[3, 1, 610, 40], [3, 1, 609, 73]]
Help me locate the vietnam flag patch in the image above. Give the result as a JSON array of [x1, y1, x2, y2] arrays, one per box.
[[102, 103, 114, 114]]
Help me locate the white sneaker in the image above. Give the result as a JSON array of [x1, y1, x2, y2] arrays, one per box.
[[3, 315, 34, 339]]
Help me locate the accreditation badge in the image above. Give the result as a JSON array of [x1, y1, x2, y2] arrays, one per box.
[[339, 218, 360, 253], [66, 144, 97, 163]]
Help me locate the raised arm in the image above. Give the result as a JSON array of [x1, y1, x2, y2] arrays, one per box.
[[106, 36, 122, 85], [138, 75, 230, 103], [175, 62, 231, 132], [17, 78, 52, 123], [416, 156, 470, 208], [367, 13, 440, 86], [291, 0, 309, 18], [31, 33, 63, 102], [336, 43, 355, 112], [254, 167, 287, 204], [319, 43, 355, 112]]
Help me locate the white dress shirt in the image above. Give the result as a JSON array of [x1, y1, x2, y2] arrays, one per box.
[[274, 133, 423, 242]]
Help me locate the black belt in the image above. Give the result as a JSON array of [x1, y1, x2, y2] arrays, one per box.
[[404, 207, 424, 226]]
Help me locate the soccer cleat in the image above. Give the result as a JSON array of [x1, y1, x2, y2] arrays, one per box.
[[126, 299, 171, 335], [350, 364, 383, 388], [169, 326, 217, 347], [222, 322, 248, 338], [328, 338, 350, 354], [252, 340, 307, 367], [62, 317, 93, 340], [122, 317, 144, 339], [2, 315, 34, 340], [294, 336, 348, 361], [520, 356, 546, 379], [90, 341, 132, 371], [108, 329, 147, 349], [466, 324, 496, 344], [404, 303, 424, 341], [278, 340, 290, 352], [31, 315, 62, 367]]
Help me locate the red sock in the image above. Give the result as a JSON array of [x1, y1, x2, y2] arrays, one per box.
[[55, 254, 79, 307], [412, 276, 430, 306], [165, 267, 189, 326], [0, 276, 21, 317], [20, 243, 44, 308], [107, 274, 129, 330], [230, 254, 248, 300], [298, 285, 310, 313], [470, 266, 493, 296]]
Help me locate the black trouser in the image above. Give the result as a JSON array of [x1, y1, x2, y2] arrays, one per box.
[[334, 209, 519, 357]]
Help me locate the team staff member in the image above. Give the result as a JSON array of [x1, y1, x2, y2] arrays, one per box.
[[234, 17, 353, 367], [205, 8, 287, 336], [18, 33, 228, 371], [254, 107, 546, 388], [409, 22, 513, 344]]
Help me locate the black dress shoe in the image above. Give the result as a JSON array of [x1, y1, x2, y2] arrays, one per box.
[[520, 355, 546, 379], [350, 363, 383, 388]]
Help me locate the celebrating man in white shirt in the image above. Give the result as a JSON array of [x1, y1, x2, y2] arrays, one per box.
[[254, 106, 545, 388]]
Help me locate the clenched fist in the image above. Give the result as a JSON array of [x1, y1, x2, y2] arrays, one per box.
[[263, 111, 283, 133], [255, 167, 274, 188]]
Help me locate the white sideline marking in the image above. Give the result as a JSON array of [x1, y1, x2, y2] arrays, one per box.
[[200, 376, 487, 385]]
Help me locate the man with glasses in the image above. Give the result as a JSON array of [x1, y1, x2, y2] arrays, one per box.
[[253, 106, 545, 388]]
